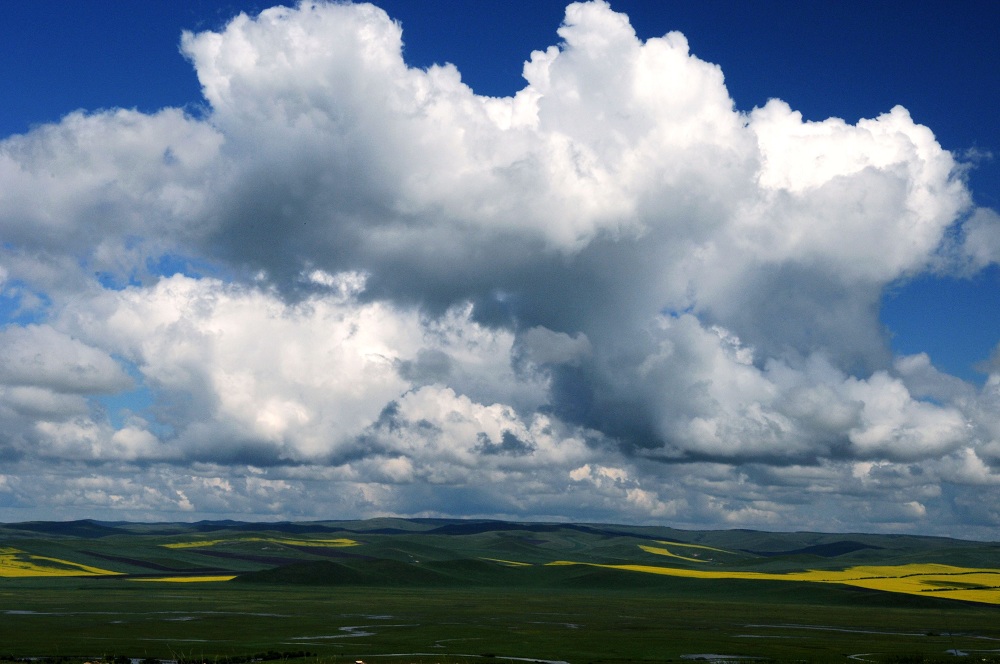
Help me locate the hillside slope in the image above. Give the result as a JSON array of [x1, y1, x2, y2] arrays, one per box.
[[3, 518, 1000, 604]]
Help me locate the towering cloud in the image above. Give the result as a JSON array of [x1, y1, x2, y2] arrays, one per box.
[[1, 1, 998, 534]]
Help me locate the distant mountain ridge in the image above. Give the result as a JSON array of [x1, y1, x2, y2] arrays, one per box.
[[2, 516, 995, 554]]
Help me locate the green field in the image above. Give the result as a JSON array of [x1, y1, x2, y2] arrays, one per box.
[[1, 519, 999, 664]]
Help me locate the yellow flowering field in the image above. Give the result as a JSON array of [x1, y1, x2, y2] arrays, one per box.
[[638, 539, 739, 563], [638, 544, 706, 562], [0, 547, 120, 577], [162, 536, 358, 549], [546, 560, 1000, 605], [481, 557, 533, 566], [127, 575, 237, 582], [653, 540, 734, 554]]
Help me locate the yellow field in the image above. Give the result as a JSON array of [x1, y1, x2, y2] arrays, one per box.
[[127, 575, 236, 583], [162, 536, 358, 549], [639, 544, 709, 563], [547, 560, 1000, 605], [0, 548, 121, 577], [639, 540, 737, 563], [482, 557, 533, 566], [654, 540, 735, 554]]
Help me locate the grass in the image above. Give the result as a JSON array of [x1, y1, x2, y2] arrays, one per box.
[[0, 577, 997, 663], [3, 519, 1000, 662]]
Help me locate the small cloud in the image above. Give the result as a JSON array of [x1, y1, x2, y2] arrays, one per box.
[[974, 342, 1000, 376], [475, 431, 535, 456], [397, 348, 453, 385]]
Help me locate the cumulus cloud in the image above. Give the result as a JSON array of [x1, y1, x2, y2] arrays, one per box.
[[958, 208, 1000, 271], [0, 0, 998, 534], [0, 324, 131, 394]]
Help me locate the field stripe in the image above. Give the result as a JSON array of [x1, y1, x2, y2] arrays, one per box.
[[545, 561, 1000, 606], [0, 549, 121, 577], [639, 544, 707, 563], [162, 536, 358, 549], [127, 575, 237, 582]]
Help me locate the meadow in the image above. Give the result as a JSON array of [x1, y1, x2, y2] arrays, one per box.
[[2, 519, 999, 664]]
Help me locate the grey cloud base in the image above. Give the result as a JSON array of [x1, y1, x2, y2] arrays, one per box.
[[1, 1, 1000, 535]]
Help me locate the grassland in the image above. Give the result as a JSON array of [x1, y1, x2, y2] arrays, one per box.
[[1, 518, 999, 664]]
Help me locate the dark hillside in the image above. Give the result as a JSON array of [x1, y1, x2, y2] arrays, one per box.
[[233, 558, 456, 586], [5, 519, 127, 538], [762, 540, 882, 557]]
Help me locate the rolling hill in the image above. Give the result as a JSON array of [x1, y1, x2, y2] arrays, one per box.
[[2, 517, 1000, 604]]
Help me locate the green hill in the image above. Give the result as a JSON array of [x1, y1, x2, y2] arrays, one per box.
[[3, 517, 1000, 597]]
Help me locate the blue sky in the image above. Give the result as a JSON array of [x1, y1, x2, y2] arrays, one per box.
[[1, 1, 999, 535]]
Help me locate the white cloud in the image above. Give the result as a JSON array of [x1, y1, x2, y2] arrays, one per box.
[[0, 109, 221, 294], [517, 326, 592, 367], [0, 386, 89, 420], [955, 207, 1000, 271], [742, 101, 967, 280], [0, 326, 134, 448], [58, 275, 439, 461], [0, 324, 131, 394], [33, 418, 163, 462], [841, 371, 969, 460]]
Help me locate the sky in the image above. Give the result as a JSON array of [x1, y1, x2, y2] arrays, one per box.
[[1, 1, 1000, 537]]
